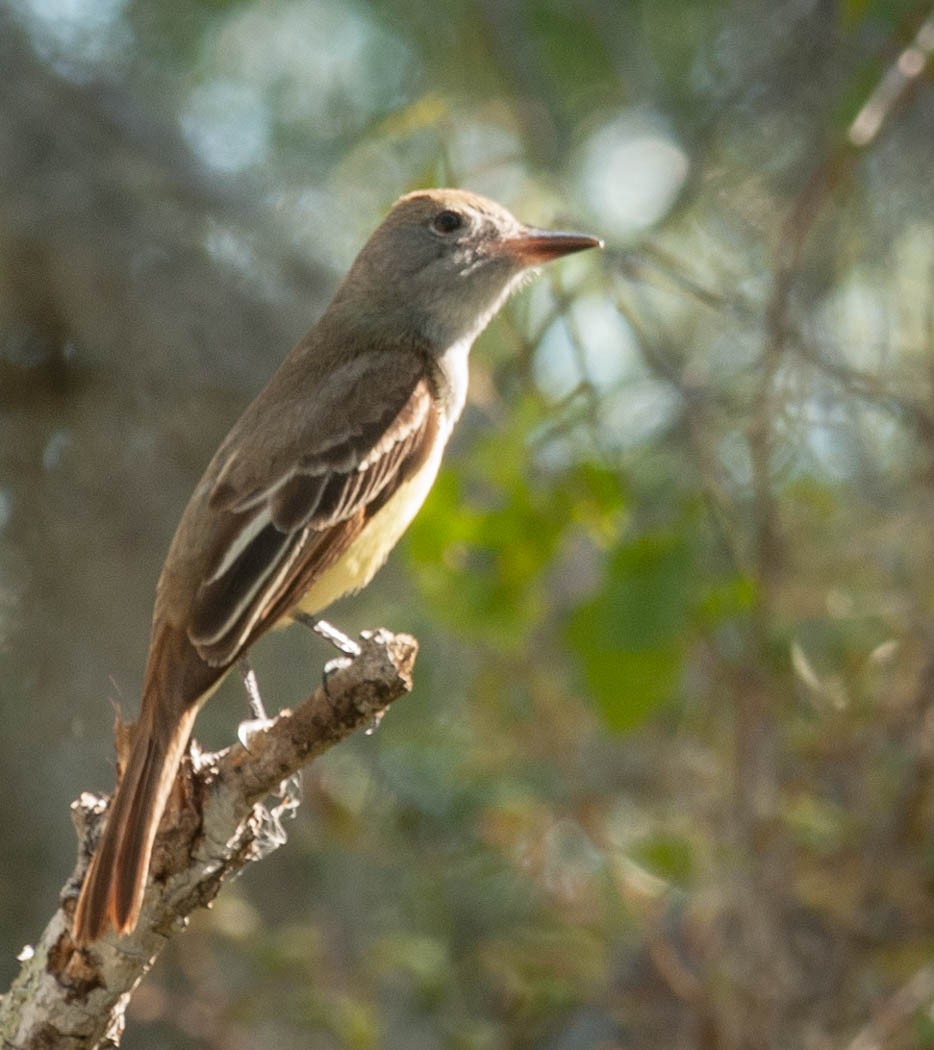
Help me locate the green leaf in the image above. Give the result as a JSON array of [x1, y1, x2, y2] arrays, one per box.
[[631, 834, 695, 885], [576, 642, 683, 731], [696, 573, 756, 625], [588, 533, 694, 650], [566, 531, 694, 731]]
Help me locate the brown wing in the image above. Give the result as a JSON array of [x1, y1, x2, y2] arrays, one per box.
[[187, 363, 438, 668]]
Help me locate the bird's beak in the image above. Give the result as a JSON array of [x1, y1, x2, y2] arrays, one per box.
[[497, 227, 604, 265]]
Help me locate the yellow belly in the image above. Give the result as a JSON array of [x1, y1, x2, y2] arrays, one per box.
[[293, 436, 445, 617]]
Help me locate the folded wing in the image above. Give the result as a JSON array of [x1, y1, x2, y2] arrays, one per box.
[[187, 350, 438, 667]]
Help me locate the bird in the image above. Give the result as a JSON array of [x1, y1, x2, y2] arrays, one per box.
[[72, 187, 602, 945]]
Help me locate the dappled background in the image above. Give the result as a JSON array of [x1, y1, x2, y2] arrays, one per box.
[[3, 0, 934, 1046]]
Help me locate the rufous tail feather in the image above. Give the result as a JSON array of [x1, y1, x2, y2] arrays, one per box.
[[72, 705, 198, 945]]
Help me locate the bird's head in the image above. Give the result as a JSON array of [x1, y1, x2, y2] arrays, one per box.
[[330, 188, 602, 351]]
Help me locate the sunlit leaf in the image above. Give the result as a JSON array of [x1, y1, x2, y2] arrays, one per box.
[[566, 532, 693, 729], [630, 833, 695, 885]]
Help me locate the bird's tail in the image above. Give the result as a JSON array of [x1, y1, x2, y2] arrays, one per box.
[[72, 624, 222, 946], [71, 702, 199, 945]]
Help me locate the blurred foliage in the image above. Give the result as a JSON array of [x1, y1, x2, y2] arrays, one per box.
[[4, 0, 934, 1047]]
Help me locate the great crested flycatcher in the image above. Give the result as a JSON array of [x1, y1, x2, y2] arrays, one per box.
[[72, 188, 602, 944]]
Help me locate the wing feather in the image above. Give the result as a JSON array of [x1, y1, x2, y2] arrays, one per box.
[[187, 357, 438, 667]]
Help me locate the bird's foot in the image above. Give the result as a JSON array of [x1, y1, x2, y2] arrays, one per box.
[[293, 612, 361, 658], [292, 613, 361, 697], [237, 715, 279, 751]]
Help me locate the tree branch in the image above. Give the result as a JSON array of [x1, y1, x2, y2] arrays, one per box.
[[0, 628, 418, 1050]]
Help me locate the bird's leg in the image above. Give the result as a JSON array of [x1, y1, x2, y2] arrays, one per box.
[[236, 655, 302, 808], [293, 612, 361, 657], [236, 654, 275, 749], [292, 612, 360, 696], [238, 655, 267, 720]]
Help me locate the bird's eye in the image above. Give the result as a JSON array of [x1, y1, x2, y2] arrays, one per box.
[[432, 209, 465, 235]]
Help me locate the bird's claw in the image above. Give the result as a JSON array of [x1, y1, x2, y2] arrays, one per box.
[[237, 715, 275, 752]]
